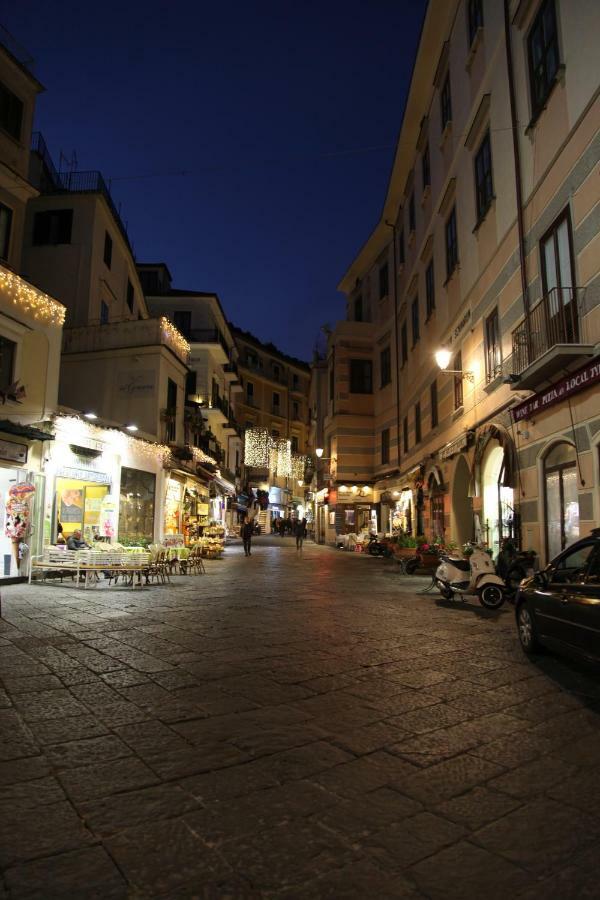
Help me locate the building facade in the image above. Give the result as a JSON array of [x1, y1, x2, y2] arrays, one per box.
[[140, 263, 243, 532], [232, 327, 310, 528], [324, 0, 600, 563]]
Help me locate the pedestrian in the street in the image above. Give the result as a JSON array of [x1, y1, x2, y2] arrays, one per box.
[[301, 517, 307, 538], [242, 519, 253, 556], [294, 518, 304, 551]]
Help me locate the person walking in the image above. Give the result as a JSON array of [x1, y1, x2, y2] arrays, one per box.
[[294, 518, 304, 551], [242, 519, 253, 557]]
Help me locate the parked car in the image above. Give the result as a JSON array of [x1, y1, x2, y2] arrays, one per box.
[[515, 530, 600, 662]]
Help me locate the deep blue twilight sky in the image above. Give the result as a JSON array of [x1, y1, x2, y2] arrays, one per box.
[[4, 1, 426, 360]]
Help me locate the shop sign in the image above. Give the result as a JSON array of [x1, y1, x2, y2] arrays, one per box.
[[440, 432, 469, 460], [0, 439, 27, 465], [117, 370, 156, 397], [511, 357, 600, 423], [446, 307, 471, 348], [55, 465, 110, 483]]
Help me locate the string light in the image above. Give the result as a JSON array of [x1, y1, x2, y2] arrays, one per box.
[[191, 446, 217, 465], [0, 266, 65, 325], [271, 439, 291, 478], [160, 317, 191, 361], [244, 427, 272, 468], [291, 453, 307, 481]]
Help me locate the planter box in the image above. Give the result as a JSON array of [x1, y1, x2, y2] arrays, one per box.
[[419, 553, 439, 568], [394, 547, 417, 558]]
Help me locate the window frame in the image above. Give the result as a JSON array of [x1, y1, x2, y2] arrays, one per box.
[[103, 231, 113, 269], [381, 427, 390, 466], [0, 202, 12, 261], [100, 300, 109, 325], [527, 0, 561, 121], [474, 130, 494, 222], [425, 260, 435, 319], [445, 206, 459, 279], [403, 416, 409, 453], [422, 144, 431, 190], [32, 208, 73, 246], [408, 193, 416, 233], [0, 80, 24, 142], [354, 295, 363, 322], [468, 0, 484, 47], [415, 401, 422, 445], [484, 308, 502, 383], [379, 262, 389, 299], [398, 228, 405, 266], [380, 345, 391, 388], [400, 322, 408, 368], [441, 72, 452, 131], [430, 379, 438, 428], [411, 295, 420, 347], [349, 359, 373, 394], [126, 279, 135, 313]]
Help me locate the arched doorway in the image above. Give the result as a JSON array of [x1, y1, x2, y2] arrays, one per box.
[[481, 441, 515, 556], [544, 442, 579, 559], [452, 454, 472, 546], [429, 475, 445, 540]]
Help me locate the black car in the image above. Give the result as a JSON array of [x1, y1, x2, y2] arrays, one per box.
[[516, 531, 600, 662]]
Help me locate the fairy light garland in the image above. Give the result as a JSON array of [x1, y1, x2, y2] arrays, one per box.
[[291, 453, 307, 481], [271, 439, 291, 478], [245, 428, 302, 479], [0, 267, 65, 326], [191, 446, 217, 465], [160, 317, 191, 361], [244, 427, 272, 468]]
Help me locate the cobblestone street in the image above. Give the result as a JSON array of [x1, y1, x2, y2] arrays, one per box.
[[1, 538, 599, 898]]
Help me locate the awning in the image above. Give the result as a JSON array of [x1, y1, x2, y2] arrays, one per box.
[[213, 474, 236, 495], [0, 420, 54, 441]]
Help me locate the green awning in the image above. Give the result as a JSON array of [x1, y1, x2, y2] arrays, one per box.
[[0, 420, 54, 441]]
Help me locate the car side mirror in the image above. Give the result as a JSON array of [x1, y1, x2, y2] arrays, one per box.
[[534, 570, 549, 589]]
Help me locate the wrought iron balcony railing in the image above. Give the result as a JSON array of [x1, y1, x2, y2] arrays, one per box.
[[511, 287, 587, 375]]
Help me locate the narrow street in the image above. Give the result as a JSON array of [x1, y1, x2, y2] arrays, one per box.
[[1, 539, 599, 899]]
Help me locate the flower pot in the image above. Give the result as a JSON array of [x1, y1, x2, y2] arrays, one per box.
[[419, 552, 439, 568], [394, 547, 417, 558]]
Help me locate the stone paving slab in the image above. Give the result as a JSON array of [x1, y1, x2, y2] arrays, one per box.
[[0, 537, 598, 896]]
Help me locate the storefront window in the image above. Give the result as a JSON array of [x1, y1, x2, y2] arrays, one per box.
[[430, 485, 444, 540], [482, 443, 515, 555], [164, 478, 184, 535], [55, 477, 111, 542], [119, 467, 156, 545], [544, 442, 579, 559]]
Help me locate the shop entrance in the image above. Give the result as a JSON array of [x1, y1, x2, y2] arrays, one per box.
[[55, 477, 110, 542], [452, 455, 473, 546], [544, 442, 579, 560], [429, 476, 445, 541], [0, 468, 43, 579], [482, 443, 514, 556]]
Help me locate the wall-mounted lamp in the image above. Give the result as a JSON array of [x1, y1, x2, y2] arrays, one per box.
[[315, 447, 324, 458], [435, 346, 475, 383], [84, 412, 98, 420], [125, 424, 138, 432]]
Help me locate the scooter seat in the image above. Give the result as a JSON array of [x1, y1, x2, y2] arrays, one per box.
[[441, 555, 470, 572]]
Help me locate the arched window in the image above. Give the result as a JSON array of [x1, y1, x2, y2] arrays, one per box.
[[544, 442, 579, 559]]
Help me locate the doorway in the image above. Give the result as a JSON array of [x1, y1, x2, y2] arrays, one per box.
[[544, 442, 579, 560], [452, 455, 473, 546], [482, 443, 514, 556]]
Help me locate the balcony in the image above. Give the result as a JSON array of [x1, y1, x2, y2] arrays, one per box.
[[200, 394, 228, 425], [62, 317, 190, 365], [510, 288, 597, 389], [187, 328, 230, 364]]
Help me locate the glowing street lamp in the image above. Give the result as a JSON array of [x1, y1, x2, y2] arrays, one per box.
[[315, 447, 324, 458]]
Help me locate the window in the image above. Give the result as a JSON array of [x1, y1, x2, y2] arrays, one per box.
[[381, 428, 390, 465], [398, 229, 405, 266], [354, 295, 363, 322], [445, 206, 459, 278], [100, 300, 109, 325], [468, 0, 484, 46], [544, 442, 579, 559], [422, 144, 431, 190], [409, 193, 416, 233], [349, 359, 372, 394], [379, 263, 389, 299], [185, 370, 197, 397], [329, 367, 334, 400], [273, 364, 280, 379], [401, 322, 408, 367], [430, 379, 438, 428], [118, 468, 156, 544], [411, 296, 420, 346], [0, 203, 12, 261], [0, 336, 16, 390], [246, 381, 254, 403], [528, 0, 560, 119], [441, 72, 452, 131], [32, 209, 73, 245], [415, 402, 422, 444], [485, 309, 502, 383], [292, 400, 299, 419], [453, 351, 464, 409], [173, 310, 191, 336], [166, 378, 177, 441], [0, 81, 23, 141], [380, 346, 391, 388], [425, 260, 435, 318], [475, 131, 494, 221], [403, 416, 409, 453], [272, 391, 280, 412], [540, 210, 575, 331], [271, 429, 280, 438], [291, 435, 299, 453], [292, 373, 299, 390], [126, 279, 135, 313], [103, 231, 113, 268]]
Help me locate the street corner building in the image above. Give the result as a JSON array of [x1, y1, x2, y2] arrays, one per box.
[[311, 0, 600, 565]]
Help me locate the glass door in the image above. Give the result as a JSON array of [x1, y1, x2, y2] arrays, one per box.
[[544, 443, 579, 560], [541, 212, 577, 343]]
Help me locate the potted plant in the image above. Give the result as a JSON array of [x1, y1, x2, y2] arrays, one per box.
[[417, 538, 439, 568], [394, 533, 418, 559]]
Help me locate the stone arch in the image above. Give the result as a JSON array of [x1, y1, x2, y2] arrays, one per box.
[[452, 454, 472, 546]]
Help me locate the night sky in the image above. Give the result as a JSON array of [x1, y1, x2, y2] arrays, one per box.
[[4, 1, 426, 360]]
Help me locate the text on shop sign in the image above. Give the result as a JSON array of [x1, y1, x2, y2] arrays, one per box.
[[511, 358, 600, 422]]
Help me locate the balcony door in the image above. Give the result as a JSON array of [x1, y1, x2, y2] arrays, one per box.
[[540, 210, 577, 344]]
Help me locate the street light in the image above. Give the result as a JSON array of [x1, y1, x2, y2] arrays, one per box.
[[84, 412, 98, 420], [125, 423, 139, 432], [315, 447, 324, 458], [435, 346, 475, 383]]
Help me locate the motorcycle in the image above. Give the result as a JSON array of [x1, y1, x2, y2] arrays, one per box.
[[434, 545, 506, 609], [496, 540, 537, 603], [367, 533, 387, 556]]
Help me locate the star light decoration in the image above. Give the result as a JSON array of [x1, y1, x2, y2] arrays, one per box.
[[0, 267, 65, 326]]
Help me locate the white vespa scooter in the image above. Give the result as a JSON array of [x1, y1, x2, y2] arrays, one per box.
[[434, 545, 506, 609]]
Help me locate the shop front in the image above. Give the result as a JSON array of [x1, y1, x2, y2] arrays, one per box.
[[0, 424, 50, 581], [471, 423, 519, 557], [392, 489, 413, 535], [163, 471, 211, 545]]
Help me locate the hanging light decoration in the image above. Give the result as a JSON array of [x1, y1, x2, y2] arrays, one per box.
[[159, 317, 191, 361], [0, 266, 65, 325], [272, 439, 292, 477], [244, 427, 271, 467], [291, 453, 307, 481]]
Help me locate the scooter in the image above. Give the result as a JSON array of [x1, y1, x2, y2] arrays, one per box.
[[367, 533, 387, 556], [434, 546, 506, 609]]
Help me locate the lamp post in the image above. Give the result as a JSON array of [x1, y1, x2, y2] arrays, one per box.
[[434, 346, 475, 383]]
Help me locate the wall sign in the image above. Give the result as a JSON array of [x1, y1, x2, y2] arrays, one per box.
[[117, 370, 156, 397], [511, 357, 600, 423], [446, 308, 471, 348], [0, 439, 28, 465], [439, 432, 470, 460]]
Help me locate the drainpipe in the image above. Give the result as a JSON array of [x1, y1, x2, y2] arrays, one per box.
[[385, 221, 402, 473], [503, 0, 532, 359]]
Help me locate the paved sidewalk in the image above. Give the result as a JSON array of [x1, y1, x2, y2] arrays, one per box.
[[0, 539, 599, 898]]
